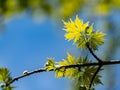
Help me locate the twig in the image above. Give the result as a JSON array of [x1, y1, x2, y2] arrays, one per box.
[[86, 43, 104, 89], [86, 43, 102, 62], [6, 60, 120, 87], [89, 65, 102, 89], [6, 68, 47, 87]]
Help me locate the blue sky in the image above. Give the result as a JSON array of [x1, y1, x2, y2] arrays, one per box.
[[0, 14, 80, 90], [0, 12, 120, 90]]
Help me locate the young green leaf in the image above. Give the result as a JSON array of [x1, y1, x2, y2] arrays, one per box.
[[45, 58, 55, 71], [57, 53, 75, 66], [0, 68, 11, 82], [55, 67, 65, 78], [63, 15, 105, 50], [0, 68, 14, 90], [56, 53, 80, 78], [63, 15, 89, 43]]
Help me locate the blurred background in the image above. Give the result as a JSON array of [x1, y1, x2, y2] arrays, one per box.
[[0, 0, 120, 90]]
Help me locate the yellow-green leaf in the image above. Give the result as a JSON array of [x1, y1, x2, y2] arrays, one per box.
[[57, 53, 75, 66], [0, 68, 11, 82], [45, 58, 55, 71], [63, 15, 105, 50], [63, 15, 89, 43], [67, 53, 75, 64], [55, 67, 65, 78]]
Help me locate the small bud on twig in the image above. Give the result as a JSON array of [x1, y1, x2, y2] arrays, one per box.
[[23, 70, 29, 75]]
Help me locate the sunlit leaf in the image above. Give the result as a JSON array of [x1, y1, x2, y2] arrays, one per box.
[[45, 58, 55, 71], [57, 53, 75, 66], [63, 15, 89, 43], [55, 67, 65, 78], [0, 68, 11, 82], [63, 15, 105, 50]]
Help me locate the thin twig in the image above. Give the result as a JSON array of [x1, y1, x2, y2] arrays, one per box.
[[86, 43, 102, 62], [86, 43, 104, 89], [6, 60, 120, 87], [89, 65, 102, 89], [6, 68, 47, 87]]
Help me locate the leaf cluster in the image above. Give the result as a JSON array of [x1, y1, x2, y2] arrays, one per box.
[[63, 16, 105, 50], [45, 54, 103, 89], [0, 68, 14, 90], [45, 15, 105, 89]]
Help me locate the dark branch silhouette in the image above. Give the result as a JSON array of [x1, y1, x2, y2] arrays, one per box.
[[86, 43, 103, 62], [89, 65, 102, 89], [86, 43, 104, 89], [6, 60, 120, 87]]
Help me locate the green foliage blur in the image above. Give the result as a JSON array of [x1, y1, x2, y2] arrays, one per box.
[[0, 0, 83, 18], [0, 0, 120, 19]]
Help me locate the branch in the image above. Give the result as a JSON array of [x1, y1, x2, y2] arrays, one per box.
[[6, 60, 120, 87], [89, 65, 102, 89], [86, 43, 102, 62], [6, 68, 47, 87]]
